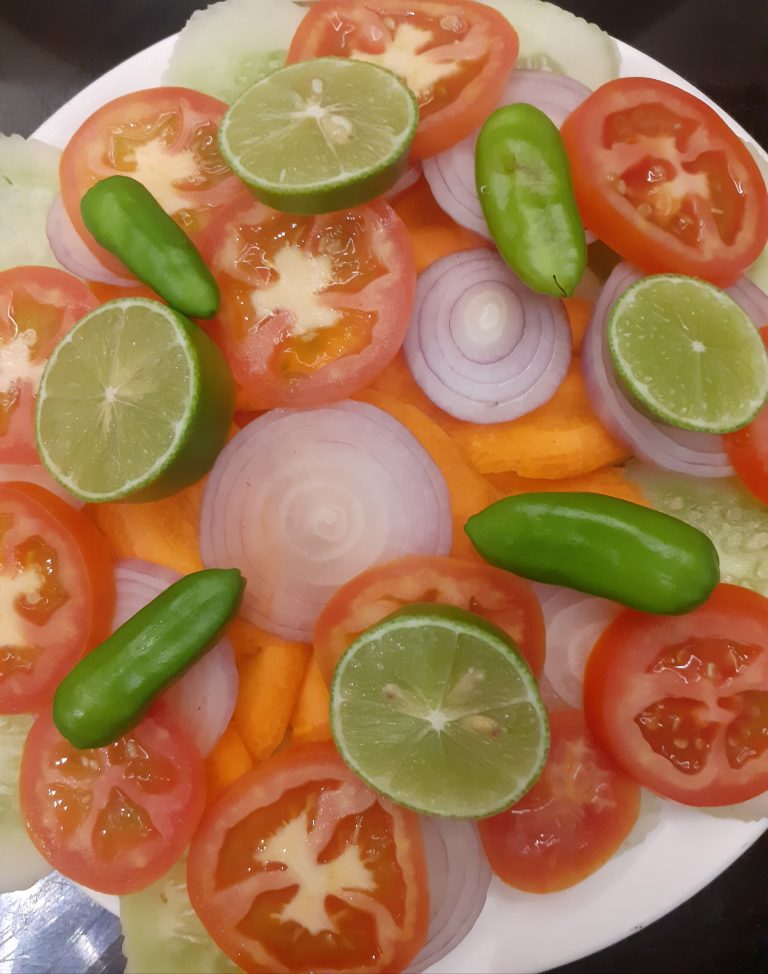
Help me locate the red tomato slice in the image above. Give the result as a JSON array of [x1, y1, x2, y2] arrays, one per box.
[[314, 554, 545, 684], [0, 482, 115, 714], [187, 740, 429, 974], [287, 0, 519, 158], [583, 583, 768, 806], [199, 197, 416, 409], [724, 326, 768, 503], [20, 705, 205, 894], [0, 267, 97, 465], [60, 87, 248, 277], [561, 78, 768, 287], [477, 709, 640, 893]]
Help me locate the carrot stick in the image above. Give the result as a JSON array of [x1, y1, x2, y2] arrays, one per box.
[[233, 637, 311, 763], [290, 657, 332, 743], [356, 388, 498, 560], [563, 297, 593, 355], [205, 725, 253, 805], [488, 465, 649, 506], [85, 478, 205, 575], [392, 178, 492, 273]]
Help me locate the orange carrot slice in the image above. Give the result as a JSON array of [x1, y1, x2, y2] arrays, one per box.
[[563, 297, 593, 355], [356, 388, 498, 560], [290, 658, 332, 743], [85, 479, 205, 575], [488, 465, 648, 506], [205, 725, 253, 805], [233, 638, 311, 763], [392, 178, 491, 273]]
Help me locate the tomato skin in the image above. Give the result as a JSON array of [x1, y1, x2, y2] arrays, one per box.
[[200, 197, 416, 410], [60, 87, 248, 277], [478, 709, 640, 892], [0, 482, 115, 714], [314, 554, 545, 684], [287, 0, 519, 158], [724, 326, 768, 503], [20, 705, 205, 894], [0, 266, 98, 464], [187, 740, 429, 974], [584, 584, 768, 806], [561, 78, 768, 287]]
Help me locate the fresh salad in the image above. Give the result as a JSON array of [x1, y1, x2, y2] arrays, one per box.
[[1, 0, 768, 972]]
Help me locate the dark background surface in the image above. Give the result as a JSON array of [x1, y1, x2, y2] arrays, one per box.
[[1, 1, 768, 972]]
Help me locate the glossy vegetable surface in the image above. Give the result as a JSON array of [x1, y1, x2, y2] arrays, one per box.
[[476, 103, 586, 296], [81, 176, 220, 317], [53, 568, 244, 747], [466, 492, 719, 614]]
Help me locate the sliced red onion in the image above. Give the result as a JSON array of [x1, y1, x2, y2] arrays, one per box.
[[112, 559, 238, 757], [0, 464, 84, 508], [582, 262, 735, 477], [727, 273, 768, 328], [46, 194, 137, 287], [406, 818, 492, 974], [404, 249, 572, 423], [423, 70, 591, 238], [200, 401, 452, 641], [537, 586, 620, 708], [383, 162, 421, 199]]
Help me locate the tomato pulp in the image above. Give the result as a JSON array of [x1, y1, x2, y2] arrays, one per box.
[[561, 77, 768, 286], [187, 741, 429, 974], [584, 584, 768, 805]]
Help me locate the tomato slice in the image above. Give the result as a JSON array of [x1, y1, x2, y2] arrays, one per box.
[[477, 709, 639, 892], [60, 87, 248, 277], [0, 267, 98, 465], [187, 740, 429, 974], [0, 482, 115, 714], [199, 196, 416, 409], [561, 78, 768, 287], [313, 554, 545, 683], [287, 0, 519, 158], [583, 583, 768, 806], [20, 705, 205, 894], [724, 326, 768, 503]]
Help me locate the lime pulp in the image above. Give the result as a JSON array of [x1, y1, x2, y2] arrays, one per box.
[[35, 298, 234, 503], [608, 274, 768, 434], [219, 57, 418, 214], [331, 604, 550, 819]]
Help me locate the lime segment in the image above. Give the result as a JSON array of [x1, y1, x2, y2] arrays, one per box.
[[608, 274, 768, 434], [35, 298, 234, 503], [331, 604, 549, 818], [219, 57, 418, 214]]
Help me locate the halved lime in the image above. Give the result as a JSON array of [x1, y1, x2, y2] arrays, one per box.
[[219, 57, 418, 214], [608, 274, 768, 434], [331, 604, 549, 819], [35, 298, 234, 503]]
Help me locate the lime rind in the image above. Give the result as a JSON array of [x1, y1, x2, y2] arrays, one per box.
[[219, 57, 419, 214], [35, 298, 232, 503], [608, 274, 768, 434], [331, 605, 550, 819]]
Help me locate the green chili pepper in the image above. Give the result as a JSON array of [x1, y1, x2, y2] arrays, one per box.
[[465, 492, 719, 614], [475, 103, 586, 298], [80, 175, 220, 318], [53, 568, 245, 749]]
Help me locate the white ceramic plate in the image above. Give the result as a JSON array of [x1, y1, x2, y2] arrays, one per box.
[[30, 28, 768, 974]]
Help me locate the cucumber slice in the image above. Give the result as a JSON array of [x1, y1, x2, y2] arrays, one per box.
[[744, 140, 768, 295], [163, 0, 306, 104], [481, 0, 620, 90], [120, 856, 238, 974], [0, 134, 61, 271], [0, 714, 51, 893], [627, 461, 768, 599]]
